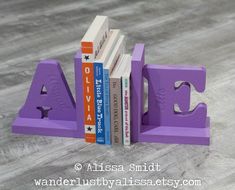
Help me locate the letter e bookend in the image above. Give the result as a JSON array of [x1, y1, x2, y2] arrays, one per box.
[[131, 44, 210, 145], [12, 60, 83, 138]]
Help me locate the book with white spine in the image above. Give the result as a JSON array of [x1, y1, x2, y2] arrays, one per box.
[[121, 56, 131, 145]]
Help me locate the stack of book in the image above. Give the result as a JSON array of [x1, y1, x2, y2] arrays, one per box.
[[81, 16, 131, 145]]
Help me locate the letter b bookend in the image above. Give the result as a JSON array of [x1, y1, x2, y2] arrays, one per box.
[[11, 44, 210, 145], [131, 44, 210, 145]]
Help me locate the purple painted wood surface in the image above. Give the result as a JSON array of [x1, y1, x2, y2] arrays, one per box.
[[12, 60, 82, 138], [131, 44, 210, 145], [19, 60, 76, 120], [131, 44, 145, 143]]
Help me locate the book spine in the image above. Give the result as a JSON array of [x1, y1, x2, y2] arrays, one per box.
[[81, 17, 109, 143], [94, 63, 105, 144], [110, 78, 123, 144], [103, 69, 111, 145], [82, 61, 96, 143], [122, 77, 131, 145]]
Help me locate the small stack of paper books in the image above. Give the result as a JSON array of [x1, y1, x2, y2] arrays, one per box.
[[81, 15, 131, 145]]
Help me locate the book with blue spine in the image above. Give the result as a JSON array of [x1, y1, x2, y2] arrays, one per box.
[[103, 35, 125, 144], [103, 71, 110, 144], [94, 29, 121, 144], [94, 63, 104, 143]]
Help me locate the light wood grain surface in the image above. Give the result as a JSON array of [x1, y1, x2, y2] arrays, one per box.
[[0, 0, 235, 189]]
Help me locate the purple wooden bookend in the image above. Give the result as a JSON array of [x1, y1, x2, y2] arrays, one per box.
[[131, 44, 210, 145], [12, 60, 83, 138], [74, 51, 85, 138]]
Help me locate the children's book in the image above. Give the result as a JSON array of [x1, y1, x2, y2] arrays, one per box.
[[94, 29, 121, 144], [81, 15, 109, 143], [122, 56, 131, 145], [110, 54, 130, 144]]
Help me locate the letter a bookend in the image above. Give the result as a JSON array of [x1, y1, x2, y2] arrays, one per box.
[[131, 44, 210, 145], [12, 60, 83, 138]]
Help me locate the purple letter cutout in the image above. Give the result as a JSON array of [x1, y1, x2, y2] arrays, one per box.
[[131, 44, 210, 145], [12, 60, 83, 138]]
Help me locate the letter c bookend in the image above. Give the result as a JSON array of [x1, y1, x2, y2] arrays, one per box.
[[131, 44, 210, 145]]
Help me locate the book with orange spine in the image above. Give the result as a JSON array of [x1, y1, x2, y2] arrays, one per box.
[[81, 16, 109, 142]]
